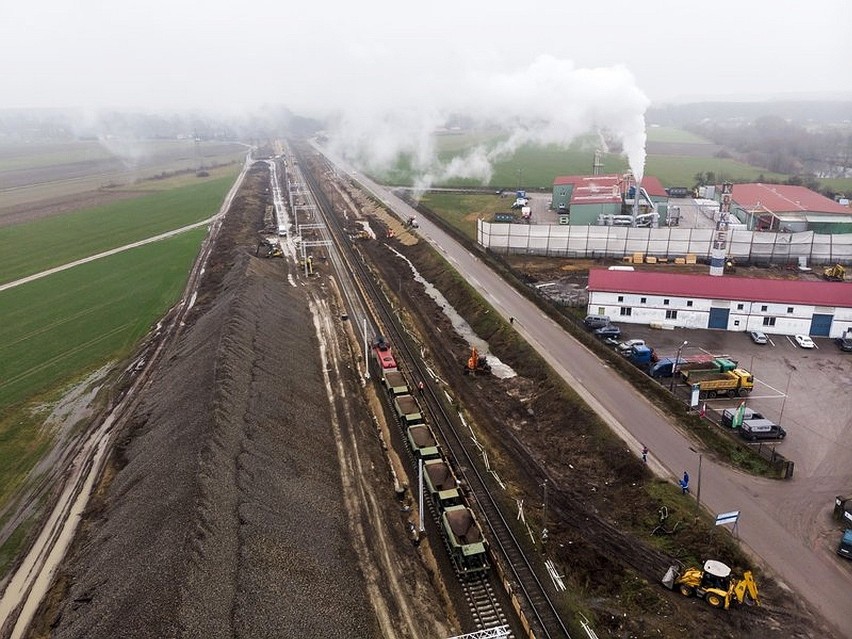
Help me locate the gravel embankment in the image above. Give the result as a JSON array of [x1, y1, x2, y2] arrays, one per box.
[[48, 168, 380, 638]]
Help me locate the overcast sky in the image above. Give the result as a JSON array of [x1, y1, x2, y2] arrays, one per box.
[[3, 0, 849, 114], [3, 0, 849, 181]]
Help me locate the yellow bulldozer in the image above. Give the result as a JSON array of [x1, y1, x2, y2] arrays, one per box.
[[823, 263, 846, 281], [662, 560, 759, 610]]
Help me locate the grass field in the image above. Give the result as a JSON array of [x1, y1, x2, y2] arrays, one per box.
[[419, 193, 495, 241], [0, 139, 242, 173], [0, 140, 113, 172], [0, 228, 205, 567], [820, 177, 852, 195], [0, 175, 233, 284], [645, 126, 712, 144], [644, 156, 787, 187], [0, 228, 205, 410], [122, 163, 239, 191], [375, 131, 793, 189]]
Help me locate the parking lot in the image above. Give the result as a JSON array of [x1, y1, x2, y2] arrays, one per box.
[[600, 322, 852, 481]]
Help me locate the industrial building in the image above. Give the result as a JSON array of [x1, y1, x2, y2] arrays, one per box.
[[729, 183, 852, 234], [550, 174, 669, 226], [587, 269, 852, 338]]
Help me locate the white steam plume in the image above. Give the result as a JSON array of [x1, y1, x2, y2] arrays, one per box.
[[326, 55, 649, 189]]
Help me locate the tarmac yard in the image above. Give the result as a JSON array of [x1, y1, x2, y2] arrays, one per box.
[[599, 321, 852, 562]]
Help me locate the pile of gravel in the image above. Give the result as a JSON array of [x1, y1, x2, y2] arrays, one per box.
[[51, 245, 379, 637]]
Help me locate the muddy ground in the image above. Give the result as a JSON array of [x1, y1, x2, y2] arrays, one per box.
[[30, 161, 452, 639], [325, 159, 830, 638]]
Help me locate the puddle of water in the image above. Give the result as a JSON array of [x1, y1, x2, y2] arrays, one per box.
[[388, 247, 516, 379]]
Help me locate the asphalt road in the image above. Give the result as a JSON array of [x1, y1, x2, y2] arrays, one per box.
[[316, 144, 851, 637]]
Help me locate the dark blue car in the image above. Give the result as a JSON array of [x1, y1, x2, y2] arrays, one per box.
[[594, 324, 621, 339]]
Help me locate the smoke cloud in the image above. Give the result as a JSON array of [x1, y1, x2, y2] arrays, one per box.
[[326, 55, 649, 190]]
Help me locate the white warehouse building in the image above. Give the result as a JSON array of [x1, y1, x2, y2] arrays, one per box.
[[587, 269, 852, 338]]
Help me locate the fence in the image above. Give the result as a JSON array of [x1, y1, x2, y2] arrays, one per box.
[[478, 220, 852, 265]]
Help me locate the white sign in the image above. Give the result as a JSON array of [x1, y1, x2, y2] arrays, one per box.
[[715, 510, 740, 526], [690, 384, 700, 408]]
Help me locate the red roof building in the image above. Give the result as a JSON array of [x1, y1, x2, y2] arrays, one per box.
[[730, 183, 852, 232], [732, 184, 848, 215], [551, 173, 669, 225], [588, 269, 852, 307], [587, 269, 852, 338]]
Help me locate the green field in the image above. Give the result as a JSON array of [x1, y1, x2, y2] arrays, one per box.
[[0, 229, 205, 410], [0, 140, 113, 171], [0, 139, 242, 173], [0, 175, 234, 284], [820, 177, 852, 195], [0, 228, 204, 552], [644, 156, 787, 187], [375, 132, 795, 189], [480, 145, 627, 190], [645, 126, 711, 144], [419, 193, 496, 241]]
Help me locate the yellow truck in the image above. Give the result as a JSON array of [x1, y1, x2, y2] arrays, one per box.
[[683, 368, 754, 399]]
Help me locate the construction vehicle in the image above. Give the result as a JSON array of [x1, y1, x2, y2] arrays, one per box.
[[679, 357, 738, 377], [256, 238, 284, 258], [463, 346, 491, 376], [682, 364, 754, 399], [823, 263, 846, 281], [662, 560, 760, 609]]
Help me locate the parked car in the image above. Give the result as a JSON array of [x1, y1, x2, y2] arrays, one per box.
[[794, 334, 815, 349], [836, 335, 852, 352], [749, 330, 768, 345], [617, 338, 646, 352], [648, 357, 686, 378], [594, 324, 621, 339], [838, 529, 852, 559], [584, 314, 611, 330], [739, 418, 787, 441]]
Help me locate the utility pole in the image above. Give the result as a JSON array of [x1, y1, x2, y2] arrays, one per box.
[[689, 446, 703, 511], [670, 340, 689, 392], [778, 369, 793, 423], [541, 479, 549, 543]]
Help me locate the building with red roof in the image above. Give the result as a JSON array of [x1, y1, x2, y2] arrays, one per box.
[[551, 173, 670, 226], [587, 269, 852, 338], [730, 183, 852, 233]]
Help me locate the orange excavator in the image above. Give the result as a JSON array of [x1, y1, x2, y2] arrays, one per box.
[[463, 346, 492, 376]]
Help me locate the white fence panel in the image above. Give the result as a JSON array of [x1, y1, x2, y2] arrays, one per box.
[[477, 220, 852, 265]]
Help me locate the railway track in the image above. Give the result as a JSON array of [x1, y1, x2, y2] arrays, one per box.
[[294, 145, 571, 638]]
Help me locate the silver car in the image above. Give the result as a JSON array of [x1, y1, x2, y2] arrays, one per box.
[[749, 330, 768, 345]]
